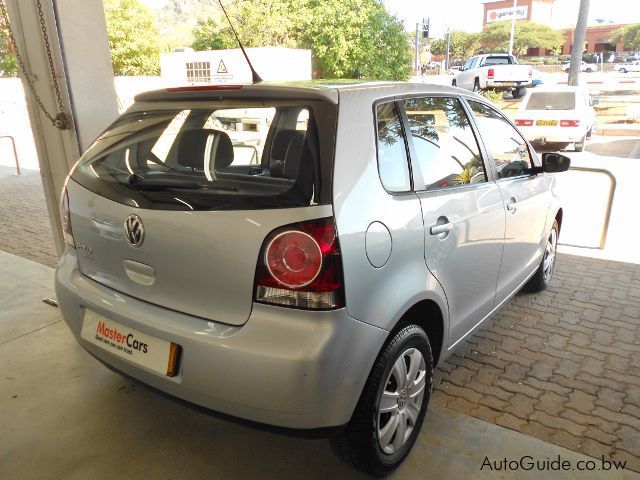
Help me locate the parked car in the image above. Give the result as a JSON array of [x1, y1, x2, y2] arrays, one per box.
[[448, 65, 463, 75], [514, 86, 598, 151], [56, 81, 569, 476], [616, 61, 640, 73], [452, 53, 533, 98], [563, 61, 599, 73]]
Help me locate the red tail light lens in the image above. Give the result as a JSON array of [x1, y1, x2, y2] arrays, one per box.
[[515, 119, 534, 127], [254, 218, 345, 310], [560, 120, 580, 127], [60, 188, 75, 247], [488, 68, 495, 79]]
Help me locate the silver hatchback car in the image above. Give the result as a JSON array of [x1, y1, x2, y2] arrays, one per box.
[[56, 82, 569, 476]]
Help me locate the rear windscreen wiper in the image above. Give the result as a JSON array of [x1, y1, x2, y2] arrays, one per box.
[[127, 174, 201, 190]]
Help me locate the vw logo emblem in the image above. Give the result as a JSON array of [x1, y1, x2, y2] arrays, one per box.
[[124, 214, 145, 248]]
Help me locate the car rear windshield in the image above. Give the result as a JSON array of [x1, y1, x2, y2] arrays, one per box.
[[525, 92, 576, 111], [71, 101, 337, 211], [484, 56, 514, 65]]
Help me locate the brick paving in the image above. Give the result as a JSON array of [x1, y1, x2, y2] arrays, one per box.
[[0, 167, 57, 267], [432, 254, 640, 472], [0, 165, 638, 470]]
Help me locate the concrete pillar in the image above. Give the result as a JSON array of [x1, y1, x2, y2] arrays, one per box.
[[5, 0, 118, 256]]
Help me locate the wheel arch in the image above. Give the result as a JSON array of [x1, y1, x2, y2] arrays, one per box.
[[390, 299, 445, 367], [555, 207, 563, 233]]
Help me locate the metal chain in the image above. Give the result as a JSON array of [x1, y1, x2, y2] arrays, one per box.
[[0, 0, 68, 129]]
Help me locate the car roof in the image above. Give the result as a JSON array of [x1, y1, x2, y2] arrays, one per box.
[[133, 81, 466, 106]]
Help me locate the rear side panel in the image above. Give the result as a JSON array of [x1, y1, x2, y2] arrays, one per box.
[[331, 86, 450, 340]]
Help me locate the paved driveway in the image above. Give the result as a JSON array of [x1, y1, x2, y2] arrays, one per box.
[[0, 167, 57, 267], [432, 253, 640, 471]]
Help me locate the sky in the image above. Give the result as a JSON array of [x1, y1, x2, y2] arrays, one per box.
[[141, 0, 640, 39]]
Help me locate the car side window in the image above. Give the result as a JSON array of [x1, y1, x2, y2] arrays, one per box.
[[402, 97, 487, 190], [468, 101, 534, 179], [375, 102, 411, 192]]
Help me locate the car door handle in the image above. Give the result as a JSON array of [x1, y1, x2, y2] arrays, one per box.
[[430, 223, 453, 235], [506, 198, 518, 213]]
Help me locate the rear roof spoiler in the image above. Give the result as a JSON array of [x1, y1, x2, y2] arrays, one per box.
[[134, 85, 339, 105]]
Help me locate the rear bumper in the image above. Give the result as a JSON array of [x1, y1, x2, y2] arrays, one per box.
[[521, 126, 588, 144], [55, 249, 387, 430], [486, 81, 532, 90]]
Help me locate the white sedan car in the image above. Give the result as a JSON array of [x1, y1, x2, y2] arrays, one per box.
[[562, 61, 598, 73], [616, 61, 640, 73], [514, 86, 598, 152]]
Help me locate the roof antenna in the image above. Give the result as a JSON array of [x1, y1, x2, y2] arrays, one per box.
[[217, 0, 262, 83]]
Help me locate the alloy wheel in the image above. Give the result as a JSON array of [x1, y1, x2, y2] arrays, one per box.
[[543, 228, 558, 284], [376, 348, 427, 455]]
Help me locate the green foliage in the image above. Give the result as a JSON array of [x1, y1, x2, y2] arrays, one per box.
[[104, 0, 161, 75], [0, 11, 17, 77], [191, 0, 412, 80], [430, 31, 480, 60], [479, 89, 504, 103], [479, 21, 563, 56], [611, 24, 640, 50]]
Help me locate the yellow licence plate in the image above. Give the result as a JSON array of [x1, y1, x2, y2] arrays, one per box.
[[501, 82, 516, 86], [536, 120, 558, 127]]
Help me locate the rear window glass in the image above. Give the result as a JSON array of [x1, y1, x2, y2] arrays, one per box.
[[484, 56, 513, 65], [72, 102, 336, 211], [525, 92, 576, 111]]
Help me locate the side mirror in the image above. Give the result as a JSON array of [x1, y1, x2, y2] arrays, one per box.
[[541, 152, 571, 173], [592, 98, 600, 106]]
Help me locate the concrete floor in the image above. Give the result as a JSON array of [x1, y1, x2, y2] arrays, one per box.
[[1, 251, 639, 480]]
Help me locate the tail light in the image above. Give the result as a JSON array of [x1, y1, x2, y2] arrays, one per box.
[[60, 188, 75, 247], [560, 120, 580, 127], [488, 68, 495, 79], [254, 218, 344, 310], [515, 119, 534, 127], [529, 68, 533, 78]]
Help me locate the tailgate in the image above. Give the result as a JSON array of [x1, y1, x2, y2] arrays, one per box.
[[492, 65, 531, 82], [68, 179, 331, 326]]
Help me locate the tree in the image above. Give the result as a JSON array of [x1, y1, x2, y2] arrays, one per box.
[[104, 0, 161, 75], [611, 24, 640, 50], [0, 9, 17, 77], [191, 0, 412, 80], [430, 31, 480, 60], [479, 21, 563, 56], [192, 0, 306, 51]]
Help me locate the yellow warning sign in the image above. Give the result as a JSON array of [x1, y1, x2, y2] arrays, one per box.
[[217, 59, 228, 74]]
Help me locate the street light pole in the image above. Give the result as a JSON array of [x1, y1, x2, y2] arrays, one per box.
[[508, 0, 517, 55], [445, 27, 451, 70], [414, 22, 419, 74], [569, 0, 591, 86]]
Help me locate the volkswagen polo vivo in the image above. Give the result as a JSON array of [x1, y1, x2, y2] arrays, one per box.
[[56, 82, 569, 476]]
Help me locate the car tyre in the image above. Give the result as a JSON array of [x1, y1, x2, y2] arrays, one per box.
[[512, 87, 526, 99], [524, 220, 559, 293], [452, 79, 457, 87], [330, 324, 433, 477], [574, 134, 586, 152], [473, 79, 481, 92], [620, 68, 628, 74]]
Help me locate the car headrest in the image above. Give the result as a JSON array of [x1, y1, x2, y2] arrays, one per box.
[[177, 129, 234, 170]]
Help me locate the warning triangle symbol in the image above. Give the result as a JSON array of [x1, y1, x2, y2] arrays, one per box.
[[217, 59, 228, 74]]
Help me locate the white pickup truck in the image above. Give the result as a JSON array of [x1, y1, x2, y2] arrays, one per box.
[[452, 54, 533, 98]]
